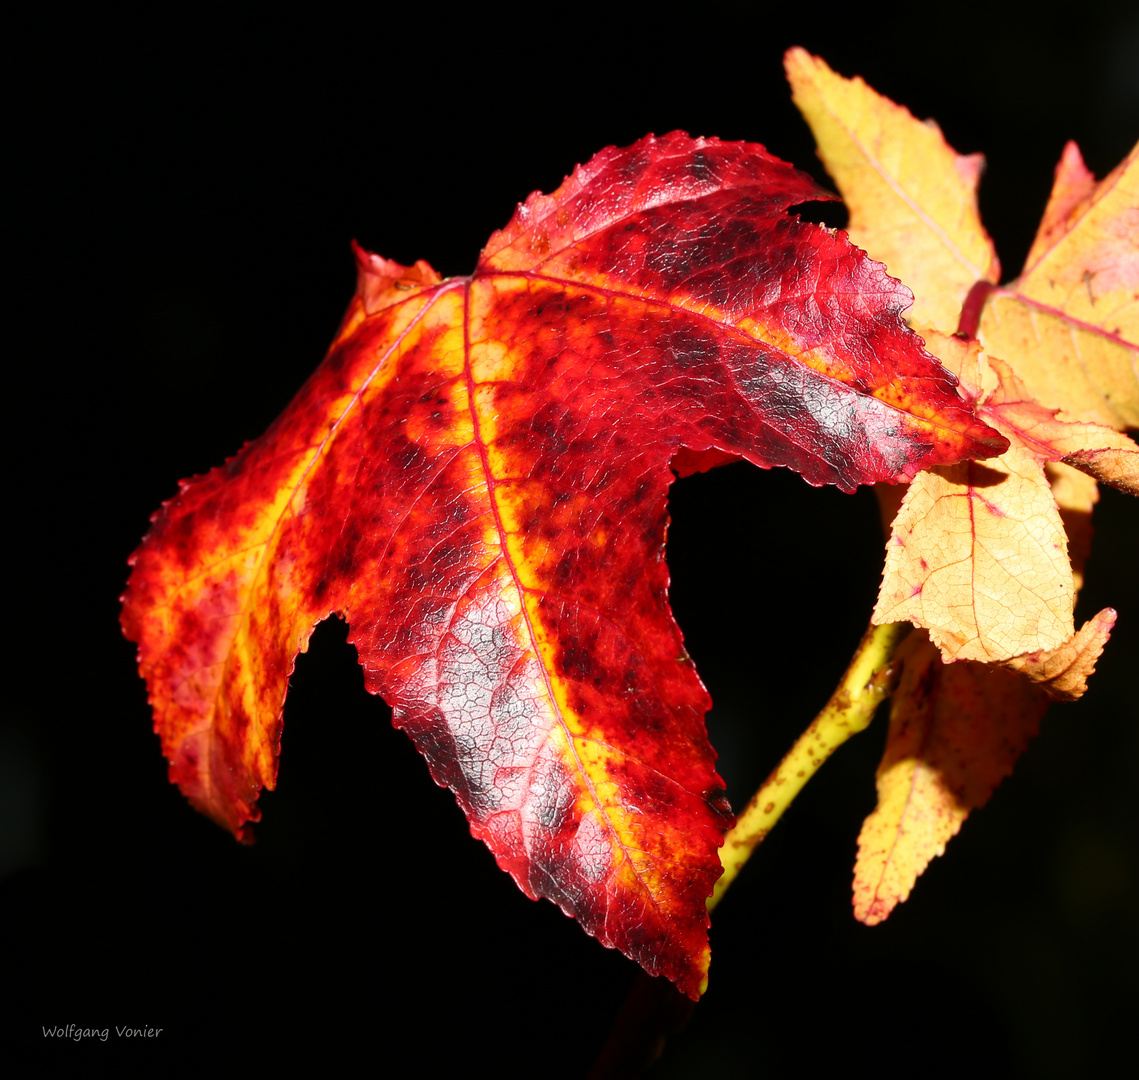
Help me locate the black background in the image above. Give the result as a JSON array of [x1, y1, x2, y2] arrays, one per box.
[[6, 3, 1138, 1075]]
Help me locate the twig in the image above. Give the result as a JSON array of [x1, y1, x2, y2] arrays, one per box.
[[709, 620, 910, 910]]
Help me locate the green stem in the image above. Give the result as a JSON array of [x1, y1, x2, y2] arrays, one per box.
[[708, 621, 910, 911]]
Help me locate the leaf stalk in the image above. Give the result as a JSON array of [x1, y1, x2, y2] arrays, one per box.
[[708, 620, 910, 910]]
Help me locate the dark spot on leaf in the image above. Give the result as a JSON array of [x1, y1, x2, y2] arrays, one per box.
[[560, 644, 595, 680], [687, 151, 712, 183]]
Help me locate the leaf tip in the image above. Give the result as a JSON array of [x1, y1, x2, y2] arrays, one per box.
[[783, 45, 831, 88], [971, 426, 1012, 459], [1003, 607, 1117, 701], [853, 894, 894, 927], [782, 44, 811, 73], [348, 240, 443, 318]]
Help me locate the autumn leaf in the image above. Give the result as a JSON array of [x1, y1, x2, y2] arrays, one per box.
[[785, 48, 999, 335], [860, 335, 1127, 924], [853, 604, 1116, 926], [853, 630, 1050, 926], [975, 141, 1139, 429], [874, 422, 1074, 662], [121, 133, 1005, 999], [873, 331, 1137, 662], [871, 334, 1065, 663]]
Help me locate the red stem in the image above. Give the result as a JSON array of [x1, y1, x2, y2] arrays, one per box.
[[957, 280, 997, 337]]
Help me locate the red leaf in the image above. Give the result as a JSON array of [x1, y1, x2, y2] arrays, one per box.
[[121, 133, 1005, 998]]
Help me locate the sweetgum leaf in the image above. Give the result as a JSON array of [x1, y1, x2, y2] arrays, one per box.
[[874, 330, 1138, 663], [976, 141, 1139, 429], [854, 609, 1115, 926], [121, 133, 1005, 998], [854, 631, 1050, 926]]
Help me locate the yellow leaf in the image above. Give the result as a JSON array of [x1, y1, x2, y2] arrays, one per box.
[[874, 441, 1073, 662], [785, 48, 999, 334], [1019, 141, 1139, 341], [854, 632, 1048, 925], [977, 142, 1139, 428]]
